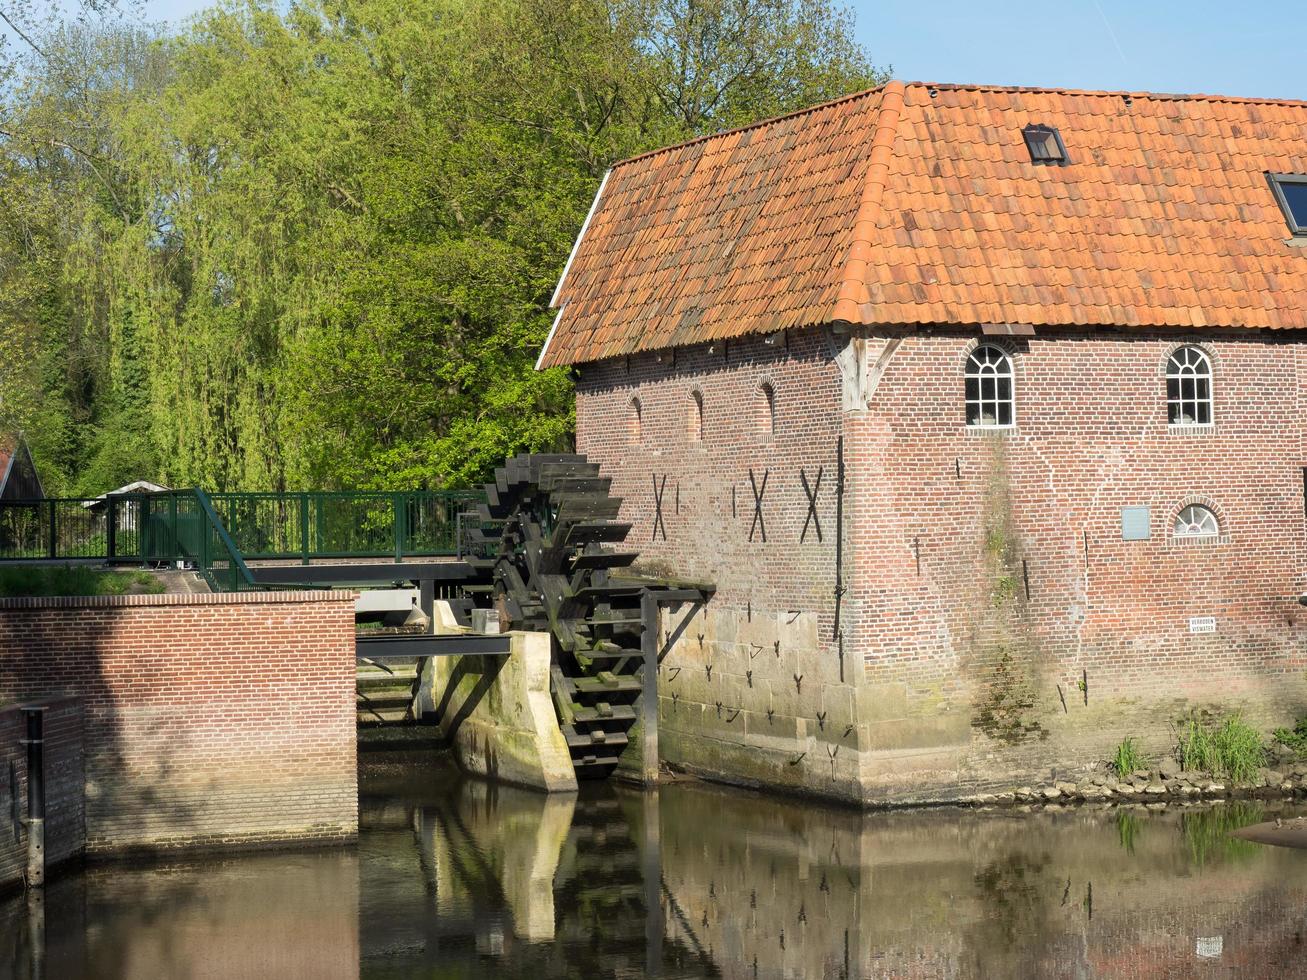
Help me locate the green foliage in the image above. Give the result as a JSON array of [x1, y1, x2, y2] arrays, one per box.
[[1212, 714, 1269, 784], [1115, 809, 1141, 855], [1111, 737, 1149, 779], [1272, 716, 1307, 756], [1177, 712, 1267, 784], [1180, 801, 1265, 867], [0, 1, 883, 493], [0, 564, 164, 596]]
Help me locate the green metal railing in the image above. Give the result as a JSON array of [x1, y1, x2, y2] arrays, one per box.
[[0, 488, 485, 589], [206, 491, 482, 562]]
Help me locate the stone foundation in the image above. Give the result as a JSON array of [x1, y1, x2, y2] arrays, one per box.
[[423, 629, 577, 793]]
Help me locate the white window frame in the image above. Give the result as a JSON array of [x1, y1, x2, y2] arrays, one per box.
[[1173, 504, 1220, 539], [1165, 346, 1213, 428], [964, 345, 1015, 429]]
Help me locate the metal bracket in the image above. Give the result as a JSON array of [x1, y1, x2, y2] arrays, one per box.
[[748, 469, 769, 543], [799, 467, 824, 543], [651, 473, 668, 542]]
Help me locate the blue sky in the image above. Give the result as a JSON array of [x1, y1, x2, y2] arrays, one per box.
[[853, 1, 1299, 100], [141, 0, 1301, 100]]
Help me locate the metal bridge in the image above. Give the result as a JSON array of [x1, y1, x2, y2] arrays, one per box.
[[0, 488, 481, 587]]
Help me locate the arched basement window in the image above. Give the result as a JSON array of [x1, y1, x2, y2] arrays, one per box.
[[757, 382, 776, 437], [1173, 504, 1220, 539], [1166, 347, 1213, 426], [629, 397, 643, 444], [690, 390, 704, 441], [964, 346, 1014, 428]]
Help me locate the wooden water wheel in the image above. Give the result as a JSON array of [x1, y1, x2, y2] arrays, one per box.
[[476, 453, 648, 779]]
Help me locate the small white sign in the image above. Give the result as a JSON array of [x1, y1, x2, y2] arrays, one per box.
[[1189, 616, 1217, 634], [1196, 935, 1223, 958]]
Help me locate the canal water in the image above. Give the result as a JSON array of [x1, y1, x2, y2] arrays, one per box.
[[3, 752, 1307, 978]]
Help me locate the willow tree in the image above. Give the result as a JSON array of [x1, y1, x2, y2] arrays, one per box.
[[0, 0, 881, 493]]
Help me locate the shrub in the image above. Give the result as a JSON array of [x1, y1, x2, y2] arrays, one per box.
[[1272, 716, 1307, 757], [0, 565, 163, 597], [1112, 737, 1149, 779]]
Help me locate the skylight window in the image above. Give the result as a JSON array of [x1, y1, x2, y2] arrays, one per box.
[[1023, 124, 1068, 166], [1268, 173, 1307, 236]]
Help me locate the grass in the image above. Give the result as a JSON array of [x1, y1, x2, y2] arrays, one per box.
[[1177, 712, 1266, 784], [1112, 737, 1150, 779], [0, 564, 165, 597]]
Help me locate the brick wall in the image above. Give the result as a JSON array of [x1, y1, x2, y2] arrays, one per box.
[[0, 592, 358, 852], [576, 325, 1307, 801], [0, 697, 84, 893], [577, 330, 864, 798]]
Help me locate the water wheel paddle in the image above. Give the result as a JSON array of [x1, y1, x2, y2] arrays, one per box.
[[478, 453, 647, 779]]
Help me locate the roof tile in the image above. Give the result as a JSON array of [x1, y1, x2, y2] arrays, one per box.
[[541, 82, 1307, 367]]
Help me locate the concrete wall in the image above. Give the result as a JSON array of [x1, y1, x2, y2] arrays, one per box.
[[422, 630, 577, 793], [576, 325, 1307, 803], [0, 591, 358, 852], [0, 697, 84, 892]]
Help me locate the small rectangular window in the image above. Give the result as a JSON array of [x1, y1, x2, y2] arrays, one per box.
[[1268, 173, 1307, 235], [1023, 124, 1068, 166]]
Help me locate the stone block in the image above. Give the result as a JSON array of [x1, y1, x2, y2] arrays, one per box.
[[861, 712, 970, 752], [427, 630, 577, 793]]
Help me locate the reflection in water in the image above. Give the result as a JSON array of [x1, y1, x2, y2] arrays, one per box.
[[3, 754, 1307, 978]]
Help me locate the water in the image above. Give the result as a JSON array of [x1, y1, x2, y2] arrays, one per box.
[[4, 753, 1307, 979]]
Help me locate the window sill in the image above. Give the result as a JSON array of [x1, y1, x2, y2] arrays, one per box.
[[1169, 533, 1230, 547], [965, 425, 1016, 437], [1167, 424, 1215, 437]]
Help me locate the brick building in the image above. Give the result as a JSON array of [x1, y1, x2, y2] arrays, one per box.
[[538, 82, 1307, 803]]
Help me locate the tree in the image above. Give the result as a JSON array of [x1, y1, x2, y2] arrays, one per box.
[[0, 0, 882, 493]]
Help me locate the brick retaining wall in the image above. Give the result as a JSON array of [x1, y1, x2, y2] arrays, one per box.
[[0, 591, 357, 853]]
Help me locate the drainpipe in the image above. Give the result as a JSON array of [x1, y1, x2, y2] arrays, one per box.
[[22, 707, 45, 888]]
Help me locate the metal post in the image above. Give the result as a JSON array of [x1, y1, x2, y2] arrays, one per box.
[[640, 590, 659, 784], [46, 500, 56, 559], [300, 492, 311, 565], [106, 497, 117, 561], [393, 493, 404, 563], [22, 707, 46, 888]]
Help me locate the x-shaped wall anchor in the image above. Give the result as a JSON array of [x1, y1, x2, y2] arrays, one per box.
[[748, 468, 769, 543], [651, 472, 668, 542], [799, 466, 824, 543]]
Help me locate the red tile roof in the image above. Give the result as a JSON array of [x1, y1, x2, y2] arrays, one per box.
[[0, 435, 13, 488], [540, 81, 1307, 367]]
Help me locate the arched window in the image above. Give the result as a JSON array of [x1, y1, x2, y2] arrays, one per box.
[[629, 397, 643, 444], [1173, 504, 1220, 539], [690, 390, 704, 441], [964, 346, 1014, 427], [1166, 347, 1213, 426], [757, 382, 776, 437]]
